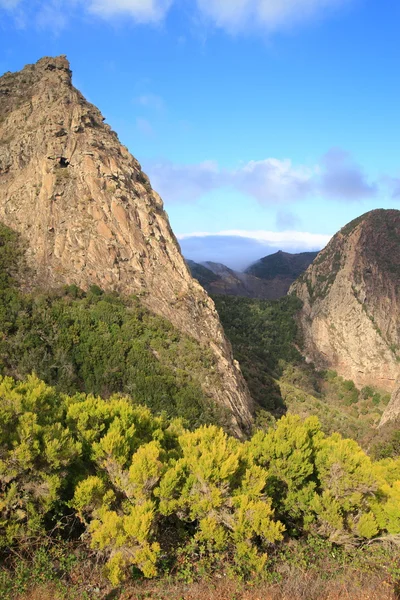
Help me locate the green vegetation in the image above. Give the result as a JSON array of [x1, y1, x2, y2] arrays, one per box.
[[245, 250, 318, 280], [0, 223, 225, 430], [213, 294, 302, 412], [0, 374, 399, 590], [186, 260, 220, 287], [0, 220, 399, 596], [213, 294, 393, 445], [339, 214, 366, 237]]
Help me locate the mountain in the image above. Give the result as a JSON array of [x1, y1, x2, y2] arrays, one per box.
[[245, 250, 319, 296], [0, 56, 253, 433], [290, 210, 400, 425], [187, 253, 318, 300], [187, 260, 275, 299]]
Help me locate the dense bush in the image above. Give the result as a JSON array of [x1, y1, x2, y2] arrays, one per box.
[[1, 376, 399, 585], [213, 294, 303, 412], [0, 223, 225, 430]]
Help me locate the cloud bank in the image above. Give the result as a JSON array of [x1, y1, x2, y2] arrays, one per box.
[[179, 229, 331, 270], [146, 150, 377, 205]]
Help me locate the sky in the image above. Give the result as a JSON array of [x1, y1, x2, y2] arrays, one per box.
[[0, 0, 399, 269]]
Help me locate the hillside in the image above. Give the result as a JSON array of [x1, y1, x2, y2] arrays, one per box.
[[187, 260, 275, 299], [245, 250, 319, 293], [187, 253, 317, 300], [290, 210, 400, 426], [0, 56, 252, 433], [213, 294, 392, 446]]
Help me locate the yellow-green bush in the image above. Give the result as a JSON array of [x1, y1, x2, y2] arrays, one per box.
[[0, 375, 81, 547], [0, 376, 399, 585]]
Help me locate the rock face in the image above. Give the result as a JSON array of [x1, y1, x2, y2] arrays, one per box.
[[380, 385, 400, 427], [290, 210, 400, 424], [0, 55, 253, 433]]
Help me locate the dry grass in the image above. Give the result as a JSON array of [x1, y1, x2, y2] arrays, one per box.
[[10, 540, 400, 600], [15, 572, 398, 600]]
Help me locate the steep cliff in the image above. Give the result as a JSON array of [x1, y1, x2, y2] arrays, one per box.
[[0, 55, 253, 433], [290, 210, 400, 412]]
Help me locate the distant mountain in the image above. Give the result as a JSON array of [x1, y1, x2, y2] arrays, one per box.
[[187, 251, 319, 300], [290, 209, 400, 426], [187, 260, 285, 300], [246, 250, 319, 282]]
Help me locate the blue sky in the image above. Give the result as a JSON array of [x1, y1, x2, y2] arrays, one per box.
[[1, 0, 399, 269]]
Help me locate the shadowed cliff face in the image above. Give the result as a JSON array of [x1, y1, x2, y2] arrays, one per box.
[[0, 55, 253, 434], [290, 209, 400, 425]]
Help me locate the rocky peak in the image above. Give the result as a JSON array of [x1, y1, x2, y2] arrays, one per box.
[[0, 56, 253, 434], [290, 209, 400, 424]]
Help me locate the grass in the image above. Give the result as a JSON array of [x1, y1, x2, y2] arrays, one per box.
[[4, 539, 400, 600], [13, 572, 399, 600]]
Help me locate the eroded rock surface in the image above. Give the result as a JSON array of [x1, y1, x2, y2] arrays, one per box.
[[290, 210, 400, 425], [0, 56, 253, 433]]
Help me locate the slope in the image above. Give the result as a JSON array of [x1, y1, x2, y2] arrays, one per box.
[[0, 56, 252, 433]]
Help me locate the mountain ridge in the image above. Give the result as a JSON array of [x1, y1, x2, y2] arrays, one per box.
[[0, 55, 253, 433], [187, 250, 318, 300], [290, 209, 400, 425]]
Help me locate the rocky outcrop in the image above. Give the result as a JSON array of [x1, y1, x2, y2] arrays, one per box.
[[380, 382, 400, 427], [290, 210, 400, 421], [0, 56, 253, 434]]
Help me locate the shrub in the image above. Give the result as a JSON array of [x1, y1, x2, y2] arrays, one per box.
[[0, 376, 399, 585], [0, 375, 81, 548]]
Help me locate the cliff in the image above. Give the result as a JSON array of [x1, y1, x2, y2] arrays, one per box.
[[0, 56, 253, 433], [290, 210, 400, 423]]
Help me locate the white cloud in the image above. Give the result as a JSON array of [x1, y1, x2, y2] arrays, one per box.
[[87, 0, 172, 22], [147, 157, 315, 204], [147, 160, 221, 202], [320, 148, 377, 200], [195, 0, 350, 33], [178, 229, 331, 248], [0, 0, 352, 30], [36, 0, 69, 31], [232, 158, 314, 203], [146, 149, 379, 205]]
